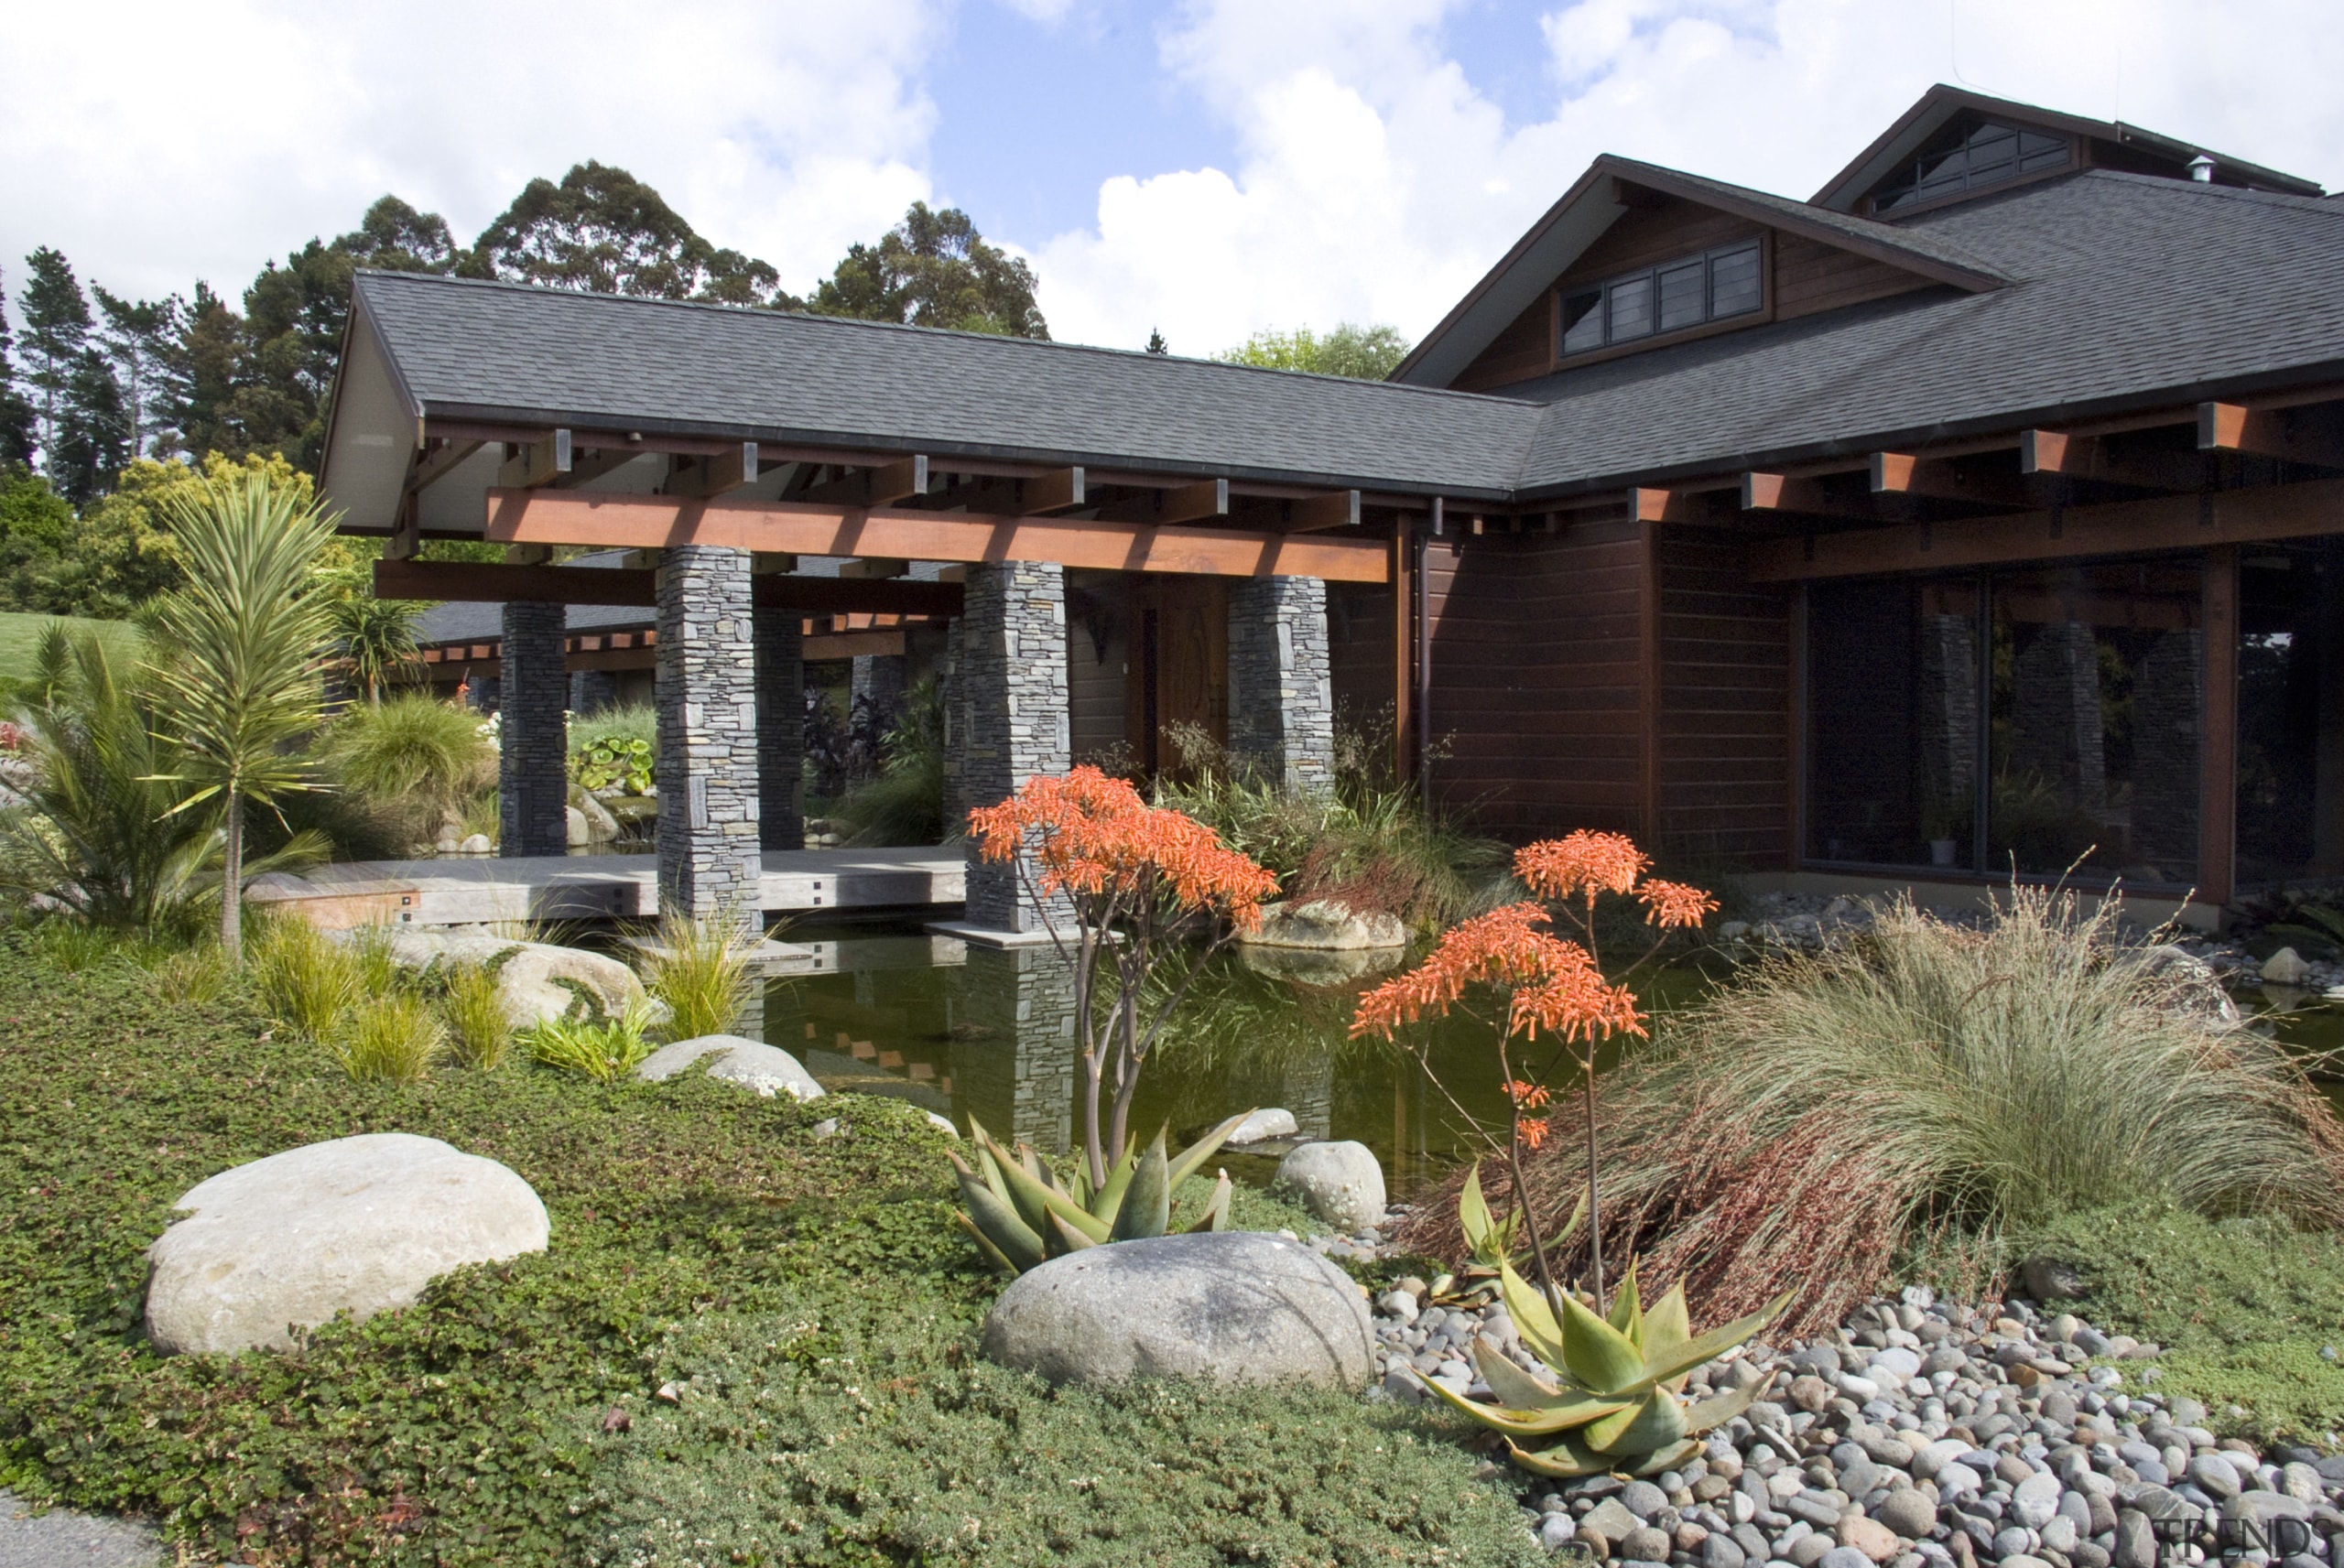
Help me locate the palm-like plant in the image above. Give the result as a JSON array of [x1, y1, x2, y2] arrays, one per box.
[[146, 473, 339, 959], [327, 593, 428, 706]]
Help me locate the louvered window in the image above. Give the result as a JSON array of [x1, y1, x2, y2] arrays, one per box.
[[1557, 238, 1763, 358]]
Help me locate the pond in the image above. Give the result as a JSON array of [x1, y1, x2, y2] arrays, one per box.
[[743, 917, 1723, 1197]]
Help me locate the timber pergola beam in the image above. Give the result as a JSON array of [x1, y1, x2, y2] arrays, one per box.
[[373, 558, 965, 615], [665, 441, 761, 499], [1870, 450, 2031, 508], [2198, 400, 2344, 467], [2021, 427, 2207, 492], [1741, 470, 1881, 522], [480, 489, 1391, 583]]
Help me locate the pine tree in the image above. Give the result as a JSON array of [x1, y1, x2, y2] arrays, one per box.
[[1145, 329, 1168, 355], [0, 267, 35, 468], [92, 287, 184, 460], [50, 350, 128, 504], [18, 248, 92, 476]]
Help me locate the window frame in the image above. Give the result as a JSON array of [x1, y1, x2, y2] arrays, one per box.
[[1554, 235, 1768, 362], [1869, 117, 2073, 217]]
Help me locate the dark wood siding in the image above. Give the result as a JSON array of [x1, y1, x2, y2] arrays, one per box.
[[1773, 232, 1935, 319], [1655, 527, 1793, 868], [1454, 293, 1552, 392], [1328, 579, 1396, 735], [1557, 200, 1756, 287], [1422, 523, 1649, 840], [1065, 568, 1128, 766]]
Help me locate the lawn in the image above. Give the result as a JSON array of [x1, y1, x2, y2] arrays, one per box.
[[0, 930, 1542, 1566], [0, 611, 140, 684]]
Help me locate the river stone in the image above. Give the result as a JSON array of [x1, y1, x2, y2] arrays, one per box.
[[145, 1133, 548, 1355], [981, 1231, 1373, 1388], [635, 1035, 824, 1100], [1274, 1141, 1386, 1234], [1225, 1108, 1298, 1144], [1242, 899, 1408, 951], [1874, 1488, 1937, 1540], [492, 942, 648, 1029], [2262, 946, 2312, 985]]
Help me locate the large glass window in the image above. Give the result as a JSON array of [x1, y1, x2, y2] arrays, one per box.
[[2237, 540, 2344, 887], [1807, 558, 2204, 886]]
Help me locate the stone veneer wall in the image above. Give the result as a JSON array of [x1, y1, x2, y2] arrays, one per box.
[[754, 606, 805, 852], [949, 562, 1072, 932], [2010, 620, 2108, 812], [498, 600, 570, 858], [1227, 575, 1336, 795], [2130, 629, 2203, 869], [655, 546, 762, 934]]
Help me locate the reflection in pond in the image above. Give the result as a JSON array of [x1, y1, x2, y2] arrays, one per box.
[[753, 921, 1729, 1193]]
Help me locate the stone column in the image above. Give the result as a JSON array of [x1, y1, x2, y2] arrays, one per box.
[[1917, 612, 1979, 845], [568, 669, 617, 717], [1227, 575, 1336, 795], [852, 652, 907, 718], [754, 606, 805, 851], [655, 546, 762, 934], [498, 601, 570, 858], [2131, 629, 2203, 867], [2010, 619, 2107, 812], [950, 562, 1072, 933]]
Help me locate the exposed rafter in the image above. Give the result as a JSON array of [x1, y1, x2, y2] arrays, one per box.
[[1097, 478, 1229, 526], [497, 429, 571, 489], [666, 441, 760, 499], [1870, 451, 2030, 507], [2021, 428, 2205, 492]]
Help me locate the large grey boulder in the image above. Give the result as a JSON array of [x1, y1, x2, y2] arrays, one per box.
[[635, 1035, 825, 1100], [1225, 1108, 1298, 1145], [145, 1132, 548, 1355], [378, 929, 650, 1030], [1275, 1140, 1386, 1234], [982, 1231, 1374, 1388], [1242, 899, 1408, 951]]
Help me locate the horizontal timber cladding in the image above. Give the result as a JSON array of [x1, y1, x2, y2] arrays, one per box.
[[1771, 232, 1939, 320], [1422, 522, 1649, 842], [1326, 579, 1397, 734], [1655, 526, 1794, 869]]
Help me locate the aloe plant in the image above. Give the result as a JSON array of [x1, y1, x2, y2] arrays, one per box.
[[949, 1112, 1249, 1276], [1426, 1181, 1787, 1478]]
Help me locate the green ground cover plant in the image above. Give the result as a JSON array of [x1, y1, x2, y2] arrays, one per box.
[[0, 928, 1537, 1564], [0, 611, 139, 689]]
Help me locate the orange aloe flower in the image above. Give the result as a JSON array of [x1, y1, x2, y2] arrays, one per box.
[[1514, 830, 1650, 903], [1639, 878, 1720, 930]]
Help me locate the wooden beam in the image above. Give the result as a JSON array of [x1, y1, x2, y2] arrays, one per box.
[[1749, 473, 2344, 581], [405, 438, 483, 494], [496, 429, 571, 489], [2021, 428, 2204, 492], [837, 557, 910, 579], [1742, 471, 1879, 521], [1282, 489, 1362, 534], [804, 454, 928, 507], [1630, 486, 1723, 524], [2198, 402, 2344, 466], [482, 489, 1390, 583], [926, 466, 1087, 515], [666, 441, 759, 499], [548, 446, 647, 489], [1870, 451, 2031, 507], [374, 557, 964, 616], [1098, 478, 1229, 526]]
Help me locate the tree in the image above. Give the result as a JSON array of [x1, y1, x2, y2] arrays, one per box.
[[17, 248, 92, 477], [92, 287, 185, 460], [146, 470, 339, 958], [0, 267, 35, 468], [469, 162, 791, 306], [811, 202, 1047, 339], [326, 590, 427, 705], [49, 349, 128, 505], [1145, 328, 1168, 355], [1216, 322, 1412, 381], [342, 196, 459, 273]]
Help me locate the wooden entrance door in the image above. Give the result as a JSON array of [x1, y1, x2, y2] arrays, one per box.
[[1128, 576, 1228, 778]]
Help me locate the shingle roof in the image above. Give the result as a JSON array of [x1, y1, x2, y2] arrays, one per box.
[[352, 271, 1542, 500], [1508, 170, 2344, 494]]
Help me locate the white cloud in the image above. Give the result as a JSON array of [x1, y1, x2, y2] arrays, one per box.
[[1032, 0, 2344, 354], [0, 0, 946, 306]]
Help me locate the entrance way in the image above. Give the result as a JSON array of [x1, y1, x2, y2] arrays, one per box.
[[1129, 576, 1228, 779]]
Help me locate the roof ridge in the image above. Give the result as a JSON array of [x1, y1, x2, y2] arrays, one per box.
[[352, 268, 1529, 410], [2043, 167, 2344, 219]]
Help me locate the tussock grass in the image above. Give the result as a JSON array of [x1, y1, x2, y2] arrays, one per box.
[[249, 916, 364, 1039], [633, 908, 759, 1042], [331, 992, 443, 1083], [1396, 885, 2344, 1334], [144, 943, 236, 1007], [521, 1000, 657, 1084], [441, 963, 511, 1068]]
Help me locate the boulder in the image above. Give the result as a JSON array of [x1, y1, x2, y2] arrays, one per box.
[[1241, 900, 1408, 952], [570, 788, 621, 844], [492, 943, 648, 1030], [458, 833, 493, 854], [146, 1132, 548, 1355], [1225, 1108, 1298, 1144], [1234, 941, 1405, 987], [981, 1231, 1374, 1388], [1274, 1141, 1386, 1234], [635, 1035, 825, 1100], [2260, 946, 2312, 985], [2021, 1255, 2088, 1303]]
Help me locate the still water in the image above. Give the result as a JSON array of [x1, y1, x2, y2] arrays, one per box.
[[743, 918, 1717, 1197]]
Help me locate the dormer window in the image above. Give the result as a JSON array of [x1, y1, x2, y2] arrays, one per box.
[[1559, 238, 1763, 357], [1872, 117, 2070, 213]]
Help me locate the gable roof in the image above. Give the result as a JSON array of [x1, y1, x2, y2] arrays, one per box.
[[1504, 170, 2344, 494], [1388, 154, 2005, 389], [1811, 83, 2324, 212]]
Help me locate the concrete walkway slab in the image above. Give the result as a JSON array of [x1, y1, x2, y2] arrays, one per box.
[[0, 1491, 162, 1567]]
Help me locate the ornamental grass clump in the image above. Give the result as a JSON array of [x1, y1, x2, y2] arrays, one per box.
[[633, 906, 758, 1042], [521, 1000, 657, 1084], [250, 915, 364, 1040], [1398, 884, 2344, 1336], [440, 962, 511, 1068], [332, 991, 443, 1083]]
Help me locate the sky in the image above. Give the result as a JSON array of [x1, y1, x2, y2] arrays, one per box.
[[6, 0, 2344, 358]]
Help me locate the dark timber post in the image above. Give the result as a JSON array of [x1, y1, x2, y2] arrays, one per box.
[[498, 600, 570, 857], [755, 604, 805, 851]]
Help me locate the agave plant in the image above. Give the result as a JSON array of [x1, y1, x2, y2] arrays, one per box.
[[949, 1112, 1249, 1276], [1428, 1165, 1787, 1477]]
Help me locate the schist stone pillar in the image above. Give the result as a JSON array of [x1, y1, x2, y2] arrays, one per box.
[[2011, 619, 2108, 811], [950, 561, 1072, 933], [498, 601, 570, 858], [852, 651, 907, 717], [1917, 612, 1980, 830], [2131, 629, 2203, 867], [1227, 575, 1336, 795], [568, 668, 617, 717], [949, 945, 1080, 1153], [656, 546, 761, 934], [754, 605, 805, 852]]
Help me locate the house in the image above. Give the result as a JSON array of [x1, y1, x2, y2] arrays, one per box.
[[320, 85, 2344, 931]]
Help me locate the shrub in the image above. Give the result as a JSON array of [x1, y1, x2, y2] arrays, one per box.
[[581, 1295, 1545, 1568], [566, 701, 657, 772], [632, 907, 757, 1042], [573, 732, 652, 795], [250, 915, 364, 1039], [1394, 885, 2344, 1334], [521, 1000, 657, 1083], [320, 693, 496, 846], [144, 941, 236, 1006], [441, 962, 511, 1068], [831, 676, 945, 845], [332, 991, 443, 1082]]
